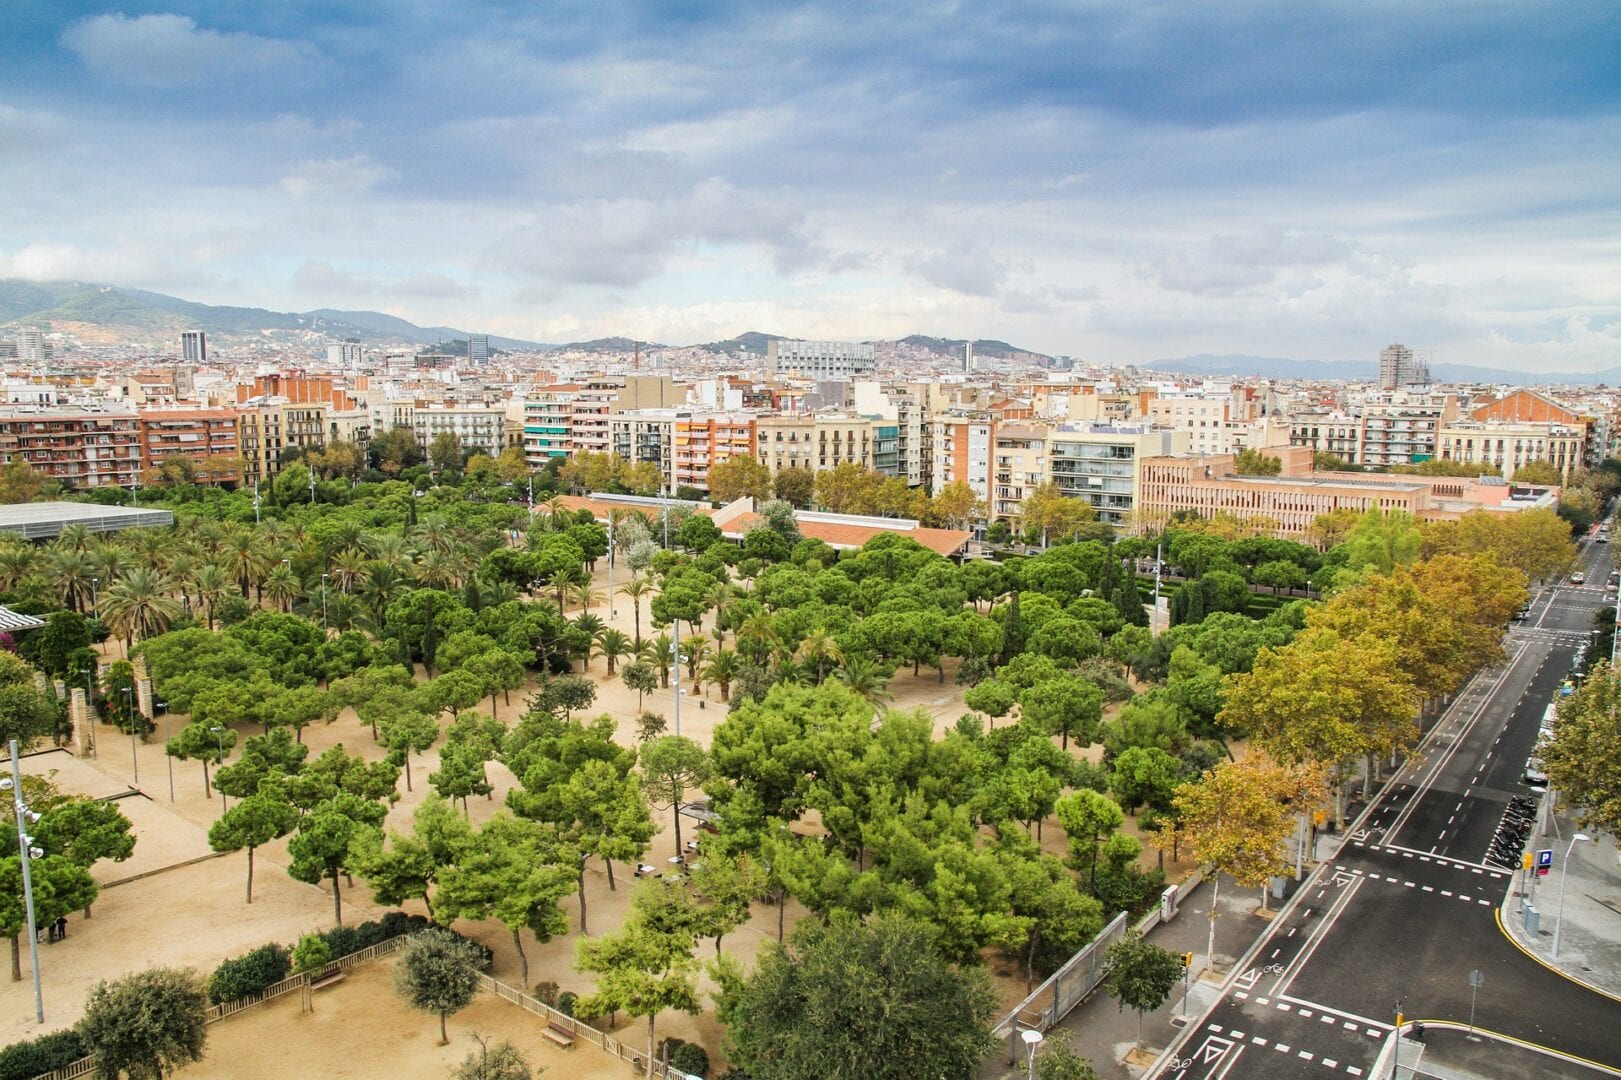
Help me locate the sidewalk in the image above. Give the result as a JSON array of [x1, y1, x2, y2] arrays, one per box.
[[1499, 817, 1621, 1000], [983, 871, 1282, 1079], [1376, 1025, 1615, 1080]]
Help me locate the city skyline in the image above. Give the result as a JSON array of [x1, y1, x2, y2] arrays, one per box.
[[2, 2, 1618, 368]]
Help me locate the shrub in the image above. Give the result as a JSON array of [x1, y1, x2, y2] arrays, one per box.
[[208, 944, 291, 1004], [555, 991, 577, 1017], [532, 980, 560, 1007], [0, 1029, 87, 1080], [292, 933, 332, 974], [669, 1042, 710, 1077], [717, 1069, 753, 1080], [319, 925, 360, 958], [656, 1037, 687, 1063]]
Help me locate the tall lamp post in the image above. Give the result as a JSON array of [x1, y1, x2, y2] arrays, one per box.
[[1020, 1028, 1043, 1080], [1552, 833, 1592, 959], [156, 700, 173, 802], [122, 687, 138, 785], [671, 630, 682, 736], [320, 573, 329, 632], [5, 739, 45, 1022]]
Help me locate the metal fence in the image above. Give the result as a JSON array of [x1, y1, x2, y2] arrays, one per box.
[[990, 910, 1129, 1064]]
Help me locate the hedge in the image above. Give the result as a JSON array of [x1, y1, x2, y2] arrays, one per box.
[[0, 1030, 86, 1080], [208, 944, 291, 1005]]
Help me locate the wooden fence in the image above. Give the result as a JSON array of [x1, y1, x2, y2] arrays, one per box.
[[478, 974, 686, 1078], [37, 935, 410, 1079]]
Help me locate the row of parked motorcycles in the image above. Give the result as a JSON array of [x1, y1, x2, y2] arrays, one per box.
[[1487, 795, 1539, 869]]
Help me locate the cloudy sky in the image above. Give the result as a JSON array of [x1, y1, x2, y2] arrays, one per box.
[[1, 2, 1618, 367]]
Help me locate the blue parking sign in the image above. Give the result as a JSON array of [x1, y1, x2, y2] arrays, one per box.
[[1537, 848, 1554, 876]]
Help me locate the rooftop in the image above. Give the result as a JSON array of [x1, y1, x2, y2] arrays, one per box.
[[0, 501, 175, 540]]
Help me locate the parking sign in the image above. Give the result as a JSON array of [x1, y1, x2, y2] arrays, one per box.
[[1537, 848, 1554, 877]]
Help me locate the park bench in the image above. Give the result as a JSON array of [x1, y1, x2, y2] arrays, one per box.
[[309, 970, 346, 992], [543, 1020, 575, 1048]]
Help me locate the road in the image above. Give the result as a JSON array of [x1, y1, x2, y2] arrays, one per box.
[[1155, 537, 1621, 1080]]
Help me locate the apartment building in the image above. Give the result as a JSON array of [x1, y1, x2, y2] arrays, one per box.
[[765, 339, 877, 379], [852, 382, 928, 487], [674, 413, 756, 491], [991, 423, 1049, 520], [1144, 385, 1263, 456], [0, 406, 141, 490], [755, 412, 898, 478], [1436, 420, 1585, 481], [1288, 391, 1457, 466], [412, 402, 506, 457], [523, 387, 577, 461], [137, 408, 241, 486], [238, 399, 328, 486], [1047, 424, 1187, 526], [931, 412, 995, 506]]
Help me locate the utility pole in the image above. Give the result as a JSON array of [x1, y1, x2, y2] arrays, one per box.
[[672, 628, 682, 737]]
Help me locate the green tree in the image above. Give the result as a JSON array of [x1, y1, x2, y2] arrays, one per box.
[[34, 797, 136, 871], [1542, 661, 1621, 838], [1036, 1034, 1102, 1080], [1232, 447, 1283, 476], [688, 853, 769, 956], [1109, 746, 1182, 814], [1102, 929, 1185, 1048], [78, 967, 209, 1080], [394, 927, 486, 1045], [379, 709, 440, 792], [708, 455, 774, 504], [553, 759, 655, 921], [352, 796, 471, 923], [1019, 676, 1104, 751], [575, 881, 702, 1080], [436, 813, 579, 988], [0, 855, 98, 981], [727, 913, 997, 1080], [208, 788, 299, 903], [166, 721, 237, 800], [287, 792, 389, 926], [772, 468, 815, 509], [622, 662, 659, 713], [639, 735, 709, 855], [1055, 789, 1125, 893]]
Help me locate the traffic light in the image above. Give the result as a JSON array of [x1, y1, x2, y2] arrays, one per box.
[[1183, 952, 1194, 968]]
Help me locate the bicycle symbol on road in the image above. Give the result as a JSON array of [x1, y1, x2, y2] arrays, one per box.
[[1168, 1035, 1232, 1071], [1234, 964, 1284, 989]]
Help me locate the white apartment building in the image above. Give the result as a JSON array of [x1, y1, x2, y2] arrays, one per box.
[[991, 423, 1049, 521], [1436, 420, 1585, 481], [766, 339, 877, 379], [412, 402, 506, 456], [931, 413, 995, 506]]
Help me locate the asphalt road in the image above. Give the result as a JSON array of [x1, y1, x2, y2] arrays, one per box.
[[1155, 538, 1621, 1080]]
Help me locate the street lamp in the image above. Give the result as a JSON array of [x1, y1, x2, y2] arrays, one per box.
[[209, 726, 228, 811], [156, 700, 173, 802], [320, 573, 329, 632], [1020, 1028, 1043, 1080], [89, 577, 99, 620], [122, 687, 138, 785], [1552, 833, 1592, 959], [5, 740, 45, 1022], [671, 631, 682, 737]]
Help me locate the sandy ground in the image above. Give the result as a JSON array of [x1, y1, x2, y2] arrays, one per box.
[[172, 959, 627, 1080], [8, 566, 1184, 1062]]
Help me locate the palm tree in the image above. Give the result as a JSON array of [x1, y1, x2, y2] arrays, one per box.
[[682, 636, 711, 683], [703, 581, 733, 627], [54, 524, 92, 555], [415, 517, 457, 554], [574, 614, 605, 668], [364, 533, 414, 574], [557, 566, 590, 612], [192, 563, 230, 629], [101, 568, 184, 649], [330, 549, 368, 593], [618, 576, 654, 645], [360, 562, 410, 625], [543, 495, 568, 531], [326, 592, 361, 632], [263, 564, 301, 612], [415, 548, 462, 590], [736, 613, 779, 667], [570, 581, 605, 615], [594, 628, 632, 676], [85, 544, 135, 591], [0, 547, 39, 593], [836, 655, 893, 706], [795, 627, 845, 685], [702, 649, 741, 702], [46, 548, 93, 613], [647, 633, 674, 689]]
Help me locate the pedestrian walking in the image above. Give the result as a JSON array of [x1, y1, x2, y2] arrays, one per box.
[[53, 916, 66, 942]]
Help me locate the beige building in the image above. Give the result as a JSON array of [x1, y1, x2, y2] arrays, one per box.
[[238, 399, 328, 486], [1047, 423, 1187, 527], [1436, 419, 1585, 481], [756, 412, 897, 477], [991, 423, 1049, 520]]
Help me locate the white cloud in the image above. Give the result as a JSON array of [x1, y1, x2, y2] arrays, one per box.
[[907, 241, 1008, 297], [61, 14, 321, 89], [280, 156, 395, 199]]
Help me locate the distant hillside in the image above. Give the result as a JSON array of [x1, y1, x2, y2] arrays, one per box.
[[898, 334, 1051, 361], [698, 331, 778, 354], [1147, 352, 1620, 385], [0, 280, 546, 350], [552, 336, 666, 354]]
